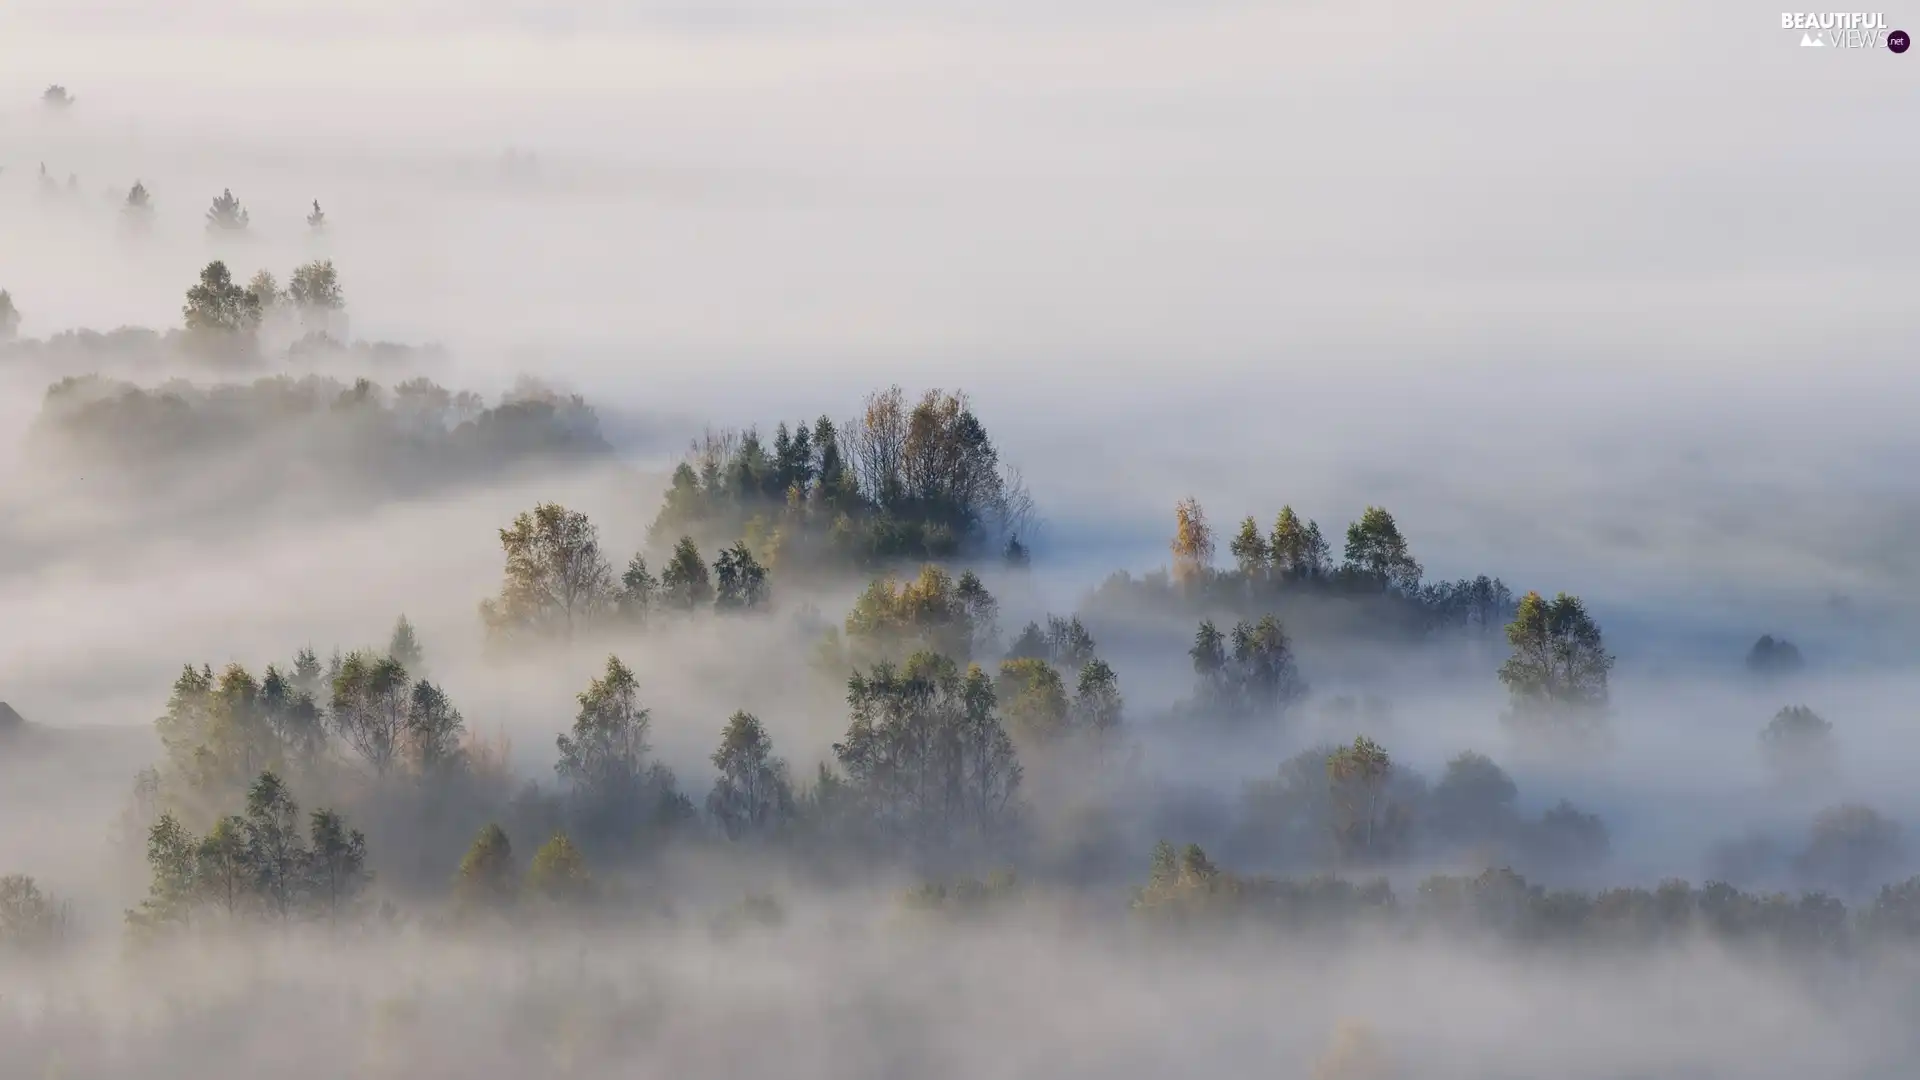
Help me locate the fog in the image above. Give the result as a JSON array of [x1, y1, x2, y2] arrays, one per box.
[[3, 1, 1920, 1076]]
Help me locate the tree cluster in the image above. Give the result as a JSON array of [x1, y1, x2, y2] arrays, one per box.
[[1095, 500, 1517, 641], [648, 387, 1036, 572], [128, 771, 371, 934], [479, 505, 772, 644]]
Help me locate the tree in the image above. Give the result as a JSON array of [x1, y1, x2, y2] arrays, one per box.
[[835, 652, 1021, 846], [996, 658, 1070, 743], [1274, 507, 1320, 576], [1747, 634, 1805, 678], [480, 503, 614, 640], [182, 260, 261, 343], [1229, 516, 1270, 579], [330, 650, 410, 776], [454, 823, 517, 911], [0, 875, 71, 953], [1070, 657, 1124, 736], [129, 813, 200, 930], [404, 680, 466, 774], [1327, 737, 1393, 859], [1499, 591, 1614, 731], [1797, 804, 1903, 896], [247, 269, 284, 314], [198, 816, 252, 919], [0, 290, 17, 341], [706, 712, 795, 840], [660, 536, 713, 611], [1342, 506, 1421, 592], [1428, 751, 1518, 846], [556, 656, 652, 838], [205, 188, 250, 233], [307, 199, 327, 232], [1231, 615, 1306, 716], [1171, 497, 1215, 587], [287, 259, 345, 337], [42, 85, 74, 109], [1761, 705, 1834, 782], [1190, 620, 1230, 709], [123, 181, 154, 229], [388, 614, 424, 672], [242, 772, 307, 919], [713, 540, 770, 611], [616, 553, 659, 622], [306, 809, 370, 922], [526, 833, 593, 905]]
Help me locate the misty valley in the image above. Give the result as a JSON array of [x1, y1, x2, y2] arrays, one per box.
[[6, 17, 1920, 1079]]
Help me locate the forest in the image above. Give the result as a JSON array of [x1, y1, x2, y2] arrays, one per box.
[[6, 14, 1920, 1076]]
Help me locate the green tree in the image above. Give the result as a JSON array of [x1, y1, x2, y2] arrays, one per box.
[[198, 816, 252, 919], [1190, 620, 1229, 709], [330, 651, 410, 775], [996, 658, 1070, 744], [205, 188, 250, 233], [1232, 615, 1306, 716], [616, 553, 659, 622], [288, 259, 344, 336], [182, 260, 261, 348], [1070, 657, 1125, 736], [306, 809, 370, 922], [556, 656, 652, 839], [454, 823, 518, 911], [526, 833, 593, 905], [713, 540, 770, 610], [836, 652, 1021, 845], [706, 712, 795, 839], [1498, 591, 1614, 729], [1327, 737, 1393, 859], [387, 614, 424, 672], [660, 536, 713, 611], [1270, 506, 1330, 579], [480, 503, 614, 640], [129, 813, 200, 930], [1229, 515, 1270, 579], [1342, 506, 1421, 592], [0, 875, 72, 954], [404, 680, 466, 774], [242, 772, 307, 919], [247, 269, 284, 314]]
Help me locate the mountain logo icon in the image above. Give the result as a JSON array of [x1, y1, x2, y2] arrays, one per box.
[[1802, 31, 1826, 46]]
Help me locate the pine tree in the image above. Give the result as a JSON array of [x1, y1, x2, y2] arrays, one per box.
[[0, 290, 17, 341], [387, 614, 423, 672], [713, 541, 769, 611], [206, 188, 250, 233], [307, 199, 327, 232]]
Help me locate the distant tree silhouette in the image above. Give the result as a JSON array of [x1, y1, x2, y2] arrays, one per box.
[[1747, 634, 1805, 678], [124, 181, 154, 230], [307, 199, 327, 232], [42, 85, 73, 109], [206, 188, 250, 234], [0, 290, 18, 341]]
